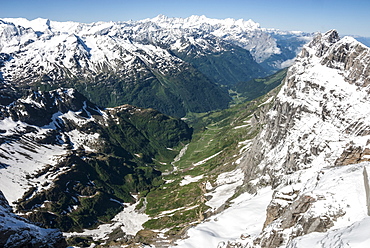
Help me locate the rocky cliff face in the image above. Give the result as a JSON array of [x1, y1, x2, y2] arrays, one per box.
[[0, 190, 67, 248], [240, 30, 370, 188], [233, 30, 370, 247]]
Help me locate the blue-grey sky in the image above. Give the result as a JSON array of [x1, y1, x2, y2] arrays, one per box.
[[1, 0, 369, 36]]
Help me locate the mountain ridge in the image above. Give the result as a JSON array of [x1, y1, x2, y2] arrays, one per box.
[[0, 190, 67, 247], [0, 15, 312, 117]]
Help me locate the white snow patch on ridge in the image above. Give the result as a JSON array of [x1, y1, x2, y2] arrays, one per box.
[[285, 162, 370, 248], [179, 175, 204, 186], [193, 151, 223, 166]]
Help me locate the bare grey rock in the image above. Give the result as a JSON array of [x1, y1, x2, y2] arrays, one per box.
[[236, 30, 370, 247], [0, 190, 67, 248]]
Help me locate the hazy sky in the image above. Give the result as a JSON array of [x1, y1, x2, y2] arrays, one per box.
[[1, 0, 369, 36]]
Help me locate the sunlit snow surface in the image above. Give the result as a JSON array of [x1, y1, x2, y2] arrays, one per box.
[[174, 163, 370, 248], [205, 169, 244, 211], [288, 217, 370, 248], [0, 14, 295, 82], [64, 201, 149, 242], [0, 105, 101, 205], [287, 163, 370, 248], [173, 188, 273, 248], [0, 118, 68, 205]]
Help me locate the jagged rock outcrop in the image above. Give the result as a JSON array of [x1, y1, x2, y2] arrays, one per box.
[[0, 88, 100, 126], [363, 167, 370, 216], [235, 30, 370, 247], [0, 190, 67, 247]]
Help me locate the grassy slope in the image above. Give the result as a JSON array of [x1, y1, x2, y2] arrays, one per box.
[[130, 83, 284, 245], [174, 45, 268, 86], [34, 64, 231, 118], [235, 68, 287, 101], [67, 70, 286, 247]]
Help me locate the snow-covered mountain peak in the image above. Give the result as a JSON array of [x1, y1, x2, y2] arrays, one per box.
[[0, 88, 102, 129], [298, 30, 370, 87], [317, 29, 340, 44], [0, 15, 312, 117], [147, 14, 261, 30], [0, 15, 309, 85], [301, 29, 340, 58], [137, 14, 276, 62], [1, 17, 51, 32]]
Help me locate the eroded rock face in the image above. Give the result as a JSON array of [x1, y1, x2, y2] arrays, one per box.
[[255, 186, 343, 248], [235, 30, 370, 247], [239, 30, 370, 188], [0, 191, 67, 248]]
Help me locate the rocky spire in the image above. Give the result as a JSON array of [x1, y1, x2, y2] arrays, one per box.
[[306, 29, 340, 57]]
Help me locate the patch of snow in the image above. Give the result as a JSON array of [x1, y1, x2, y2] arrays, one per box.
[[179, 175, 204, 186], [170, 144, 189, 173], [67, 129, 100, 152], [193, 151, 223, 166], [288, 217, 370, 248], [233, 124, 250, 130], [0, 119, 67, 205], [285, 162, 370, 247], [172, 187, 273, 248], [156, 205, 199, 219], [257, 96, 274, 107], [64, 200, 149, 241], [205, 169, 244, 211]]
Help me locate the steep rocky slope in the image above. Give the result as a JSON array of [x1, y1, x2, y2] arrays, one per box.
[[239, 29, 370, 191], [173, 30, 370, 248], [0, 190, 66, 247], [236, 30, 370, 247]]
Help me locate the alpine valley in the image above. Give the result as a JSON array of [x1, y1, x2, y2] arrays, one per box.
[[0, 14, 370, 248]]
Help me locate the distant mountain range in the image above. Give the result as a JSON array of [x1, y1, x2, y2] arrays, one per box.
[[0, 15, 313, 117]]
